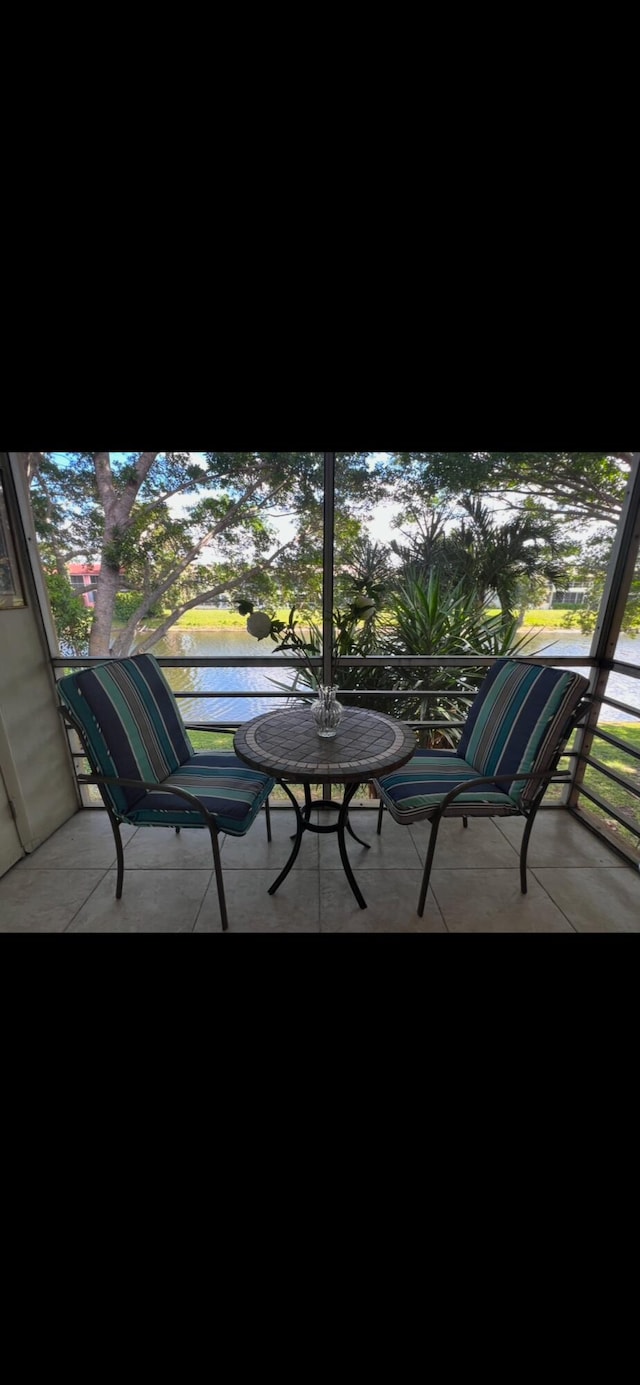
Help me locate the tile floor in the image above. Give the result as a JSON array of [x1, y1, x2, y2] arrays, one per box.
[[0, 806, 638, 933]]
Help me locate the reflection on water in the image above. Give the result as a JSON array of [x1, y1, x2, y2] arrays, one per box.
[[154, 626, 640, 725], [524, 630, 640, 720], [155, 628, 299, 723]]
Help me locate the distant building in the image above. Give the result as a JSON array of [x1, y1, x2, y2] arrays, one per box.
[[200, 595, 233, 609], [552, 587, 589, 608], [67, 563, 100, 608]]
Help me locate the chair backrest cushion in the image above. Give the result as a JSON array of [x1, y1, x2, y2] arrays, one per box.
[[459, 659, 589, 806], [58, 654, 193, 815]]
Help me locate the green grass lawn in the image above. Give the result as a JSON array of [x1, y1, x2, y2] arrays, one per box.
[[173, 607, 294, 629], [566, 722, 640, 856], [487, 608, 577, 628], [164, 607, 579, 631]]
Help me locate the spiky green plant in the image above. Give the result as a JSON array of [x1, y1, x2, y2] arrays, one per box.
[[385, 572, 534, 745]]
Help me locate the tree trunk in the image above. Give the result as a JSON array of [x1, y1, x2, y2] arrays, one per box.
[[110, 538, 296, 658], [89, 561, 121, 655], [495, 585, 516, 628], [88, 450, 160, 656]]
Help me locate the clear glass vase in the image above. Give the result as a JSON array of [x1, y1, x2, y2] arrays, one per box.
[[312, 685, 342, 739]]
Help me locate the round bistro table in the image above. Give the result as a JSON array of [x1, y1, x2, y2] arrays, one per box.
[[234, 705, 417, 909]]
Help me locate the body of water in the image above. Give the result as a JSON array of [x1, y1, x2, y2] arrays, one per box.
[[154, 627, 640, 725], [156, 628, 299, 723]]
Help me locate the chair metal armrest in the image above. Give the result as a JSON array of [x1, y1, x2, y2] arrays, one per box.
[[434, 770, 573, 817], [76, 773, 217, 828], [59, 705, 218, 827]]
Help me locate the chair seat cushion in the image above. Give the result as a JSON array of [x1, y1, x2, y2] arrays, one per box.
[[124, 751, 274, 835], [375, 751, 518, 826]]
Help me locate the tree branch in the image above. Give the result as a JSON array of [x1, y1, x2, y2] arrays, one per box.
[[128, 541, 295, 655], [111, 470, 287, 652], [452, 483, 621, 526], [134, 451, 161, 487], [136, 479, 203, 515]]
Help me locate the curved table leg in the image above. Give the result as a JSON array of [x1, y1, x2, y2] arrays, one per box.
[[291, 783, 371, 849], [338, 782, 367, 910], [346, 814, 371, 849], [291, 782, 314, 839], [269, 781, 305, 896]]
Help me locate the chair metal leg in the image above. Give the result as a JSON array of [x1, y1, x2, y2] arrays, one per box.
[[418, 815, 442, 917], [208, 823, 228, 931], [106, 808, 125, 899], [463, 817, 469, 829], [377, 799, 384, 835], [175, 826, 181, 834], [265, 795, 272, 842], [520, 807, 539, 894]]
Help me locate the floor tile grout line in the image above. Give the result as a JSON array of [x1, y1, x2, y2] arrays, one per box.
[[15, 823, 139, 874], [492, 819, 525, 853], [318, 863, 445, 933], [410, 824, 521, 864], [491, 817, 626, 870], [424, 876, 451, 932], [529, 869, 578, 933], [192, 869, 215, 932], [527, 863, 626, 871], [63, 864, 115, 933]]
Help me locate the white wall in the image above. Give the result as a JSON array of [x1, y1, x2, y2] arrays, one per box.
[[0, 454, 78, 875], [0, 748, 22, 874]]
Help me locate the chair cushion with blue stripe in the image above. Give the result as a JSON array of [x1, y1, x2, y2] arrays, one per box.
[[58, 654, 193, 816], [375, 750, 517, 826], [458, 660, 589, 806], [124, 751, 274, 835]]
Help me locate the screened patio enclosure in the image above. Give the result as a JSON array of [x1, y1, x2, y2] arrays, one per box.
[[2, 450, 640, 909]]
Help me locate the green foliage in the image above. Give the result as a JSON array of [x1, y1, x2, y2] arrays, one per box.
[[45, 571, 93, 655], [262, 550, 387, 668], [335, 537, 395, 605], [115, 590, 142, 622], [24, 450, 635, 662], [392, 496, 568, 621], [383, 572, 533, 744], [237, 571, 537, 744], [237, 590, 386, 698], [563, 576, 640, 636], [48, 451, 386, 654], [385, 453, 631, 527]]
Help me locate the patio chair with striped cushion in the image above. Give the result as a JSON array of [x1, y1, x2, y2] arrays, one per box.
[[57, 654, 275, 931], [372, 659, 590, 917]]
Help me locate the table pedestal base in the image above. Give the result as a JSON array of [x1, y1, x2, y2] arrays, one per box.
[[269, 781, 370, 909]]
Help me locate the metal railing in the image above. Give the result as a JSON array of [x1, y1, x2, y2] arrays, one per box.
[[566, 658, 640, 861]]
